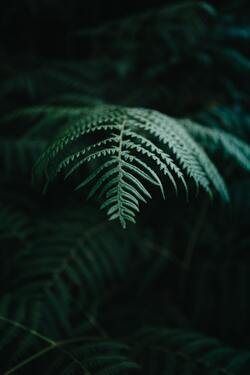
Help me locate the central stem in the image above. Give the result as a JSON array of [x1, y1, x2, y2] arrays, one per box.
[[116, 116, 126, 228]]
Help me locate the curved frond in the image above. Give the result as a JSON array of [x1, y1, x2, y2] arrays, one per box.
[[182, 119, 250, 173], [35, 106, 233, 228]]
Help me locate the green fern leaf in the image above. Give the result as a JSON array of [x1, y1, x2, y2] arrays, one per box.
[[181, 119, 250, 173], [34, 105, 235, 228]]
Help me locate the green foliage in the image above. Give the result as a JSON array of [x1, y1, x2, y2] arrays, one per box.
[[0, 205, 138, 374], [0, 138, 47, 180], [30, 103, 250, 227], [135, 327, 250, 374], [181, 119, 250, 172], [0, 0, 250, 374], [0, 298, 138, 375], [29, 106, 242, 228]]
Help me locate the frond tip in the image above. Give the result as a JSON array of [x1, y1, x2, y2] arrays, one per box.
[[35, 105, 233, 228]]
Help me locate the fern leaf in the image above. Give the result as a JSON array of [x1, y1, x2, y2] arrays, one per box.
[[135, 327, 250, 375], [34, 105, 236, 227], [182, 119, 250, 173]]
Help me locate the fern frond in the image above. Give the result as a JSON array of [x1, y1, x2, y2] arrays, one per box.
[[74, 2, 216, 59], [0, 204, 32, 242], [182, 119, 250, 172], [35, 105, 232, 228], [0, 296, 138, 375], [14, 215, 129, 292], [195, 105, 250, 139], [0, 138, 47, 179], [135, 327, 250, 375], [0, 296, 44, 373], [46, 339, 139, 375], [9, 207, 132, 339]]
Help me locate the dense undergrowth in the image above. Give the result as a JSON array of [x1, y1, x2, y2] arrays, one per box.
[[0, 1, 250, 374]]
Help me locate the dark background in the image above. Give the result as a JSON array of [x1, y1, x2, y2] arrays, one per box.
[[0, 0, 243, 58], [1, 1, 250, 373]]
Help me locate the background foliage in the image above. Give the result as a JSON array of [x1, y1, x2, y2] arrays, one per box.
[[0, 0, 250, 374]]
